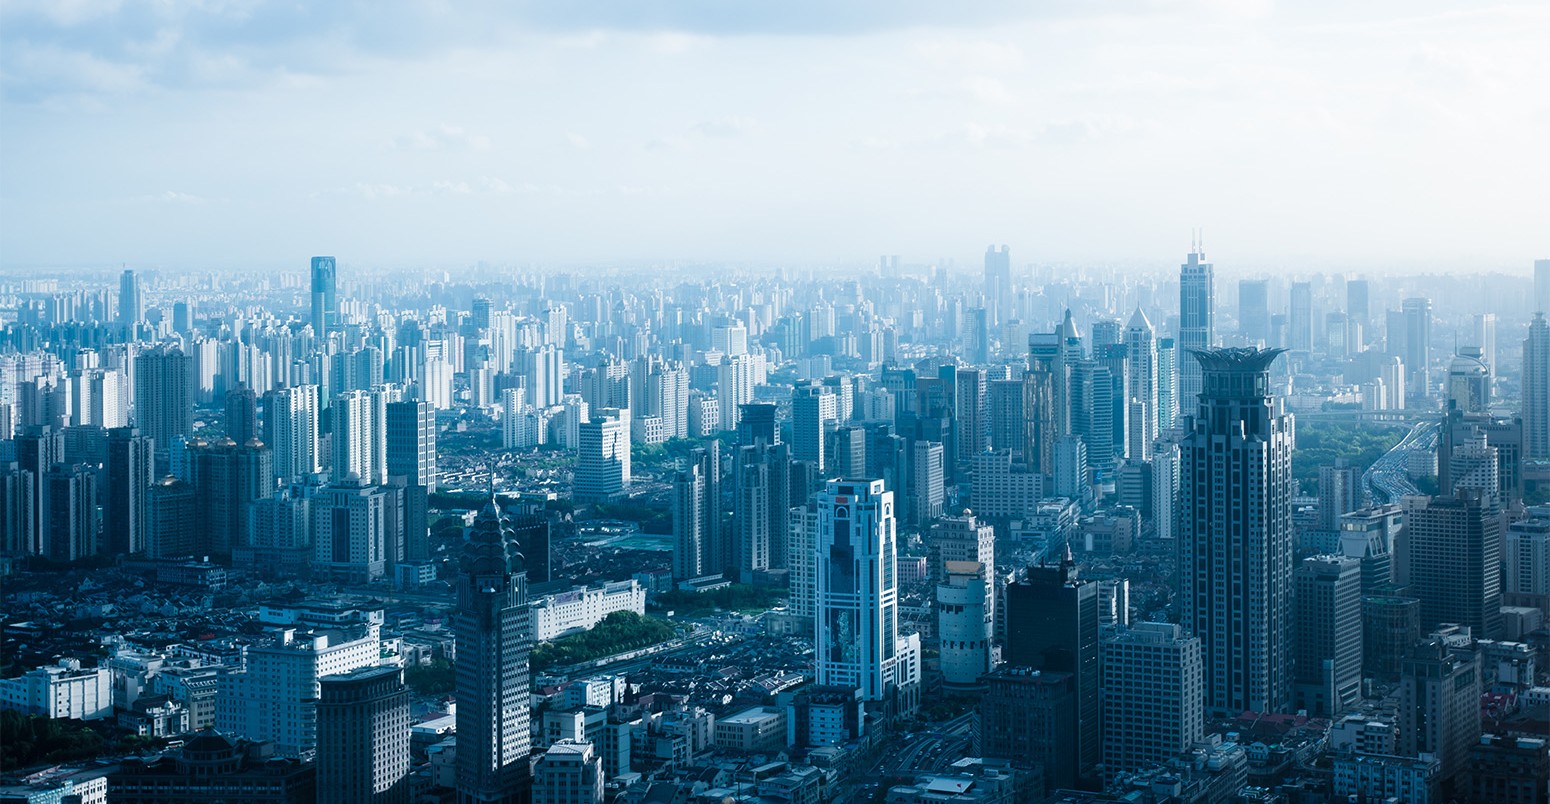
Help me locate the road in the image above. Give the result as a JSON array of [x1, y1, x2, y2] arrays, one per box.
[[1363, 420, 1437, 505]]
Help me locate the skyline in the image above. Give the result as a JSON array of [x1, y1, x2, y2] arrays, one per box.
[[3, 0, 1548, 271]]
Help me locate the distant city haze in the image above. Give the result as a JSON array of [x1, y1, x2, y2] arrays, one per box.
[[2, 0, 1546, 271]]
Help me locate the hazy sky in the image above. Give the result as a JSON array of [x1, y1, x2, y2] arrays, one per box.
[[2, 0, 1546, 273]]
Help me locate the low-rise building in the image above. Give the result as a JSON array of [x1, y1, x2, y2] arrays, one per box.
[[0, 658, 112, 721]]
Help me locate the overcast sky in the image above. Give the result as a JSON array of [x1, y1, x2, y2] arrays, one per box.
[[2, 0, 1546, 274]]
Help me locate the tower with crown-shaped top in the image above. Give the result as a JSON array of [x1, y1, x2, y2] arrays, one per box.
[[456, 491, 532, 804]]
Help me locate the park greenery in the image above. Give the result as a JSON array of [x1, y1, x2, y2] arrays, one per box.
[[530, 611, 680, 671], [1, 711, 107, 771], [1291, 421, 1404, 482], [650, 584, 785, 617], [405, 657, 456, 696]]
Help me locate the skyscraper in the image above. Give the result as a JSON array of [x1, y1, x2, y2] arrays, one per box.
[[574, 410, 629, 502], [1156, 337, 1178, 432], [1536, 258, 1550, 315], [815, 479, 915, 709], [1177, 247, 1215, 419], [1524, 313, 1550, 461], [1101, 622, 1204, 774], [672, 445, 720, 581], [1288, 281, 1313, 352], [1346, 278, 1370, 328], [1402, 297, 1432, 405], [1292, 555, 1363, 716], [264, 384, 321, 485], [332, 389, 387, 485], [1238, 279, 1270, 344], [118, 268, 143, 328], [1399, 636, 1481, 792], [104, 426, 152, 556], [984, 245, 1011, 325], [792, 382, 837, 474], [732, 441, 788, 582], [311, 256, 338, 335], [1179, 348, 1294, 716], [134, 345, 193, 468], [1125, 309, 1159, 460], [1003, 552, 1100, 788], [1403, 489, 1503, 638], [385, 400, 436, 491], [225, 385, 259, 444], [455, 493, 533, 803], [317, 666, 410, 804]]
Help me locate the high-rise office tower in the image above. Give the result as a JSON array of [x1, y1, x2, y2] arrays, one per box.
[[1288, 281, 1313, 352], [1402, 297, 1432, 404], [911, 440, 945, 524], [134, 345, 193, 467], [455, 493, 533, 803], [332, 389, 387, 486], [1346, 279, 1370, 328], [1504, 518, 1549, 605], [672, 445, 721, 581], [312, 478, 397, 582], [978, 667, 1076, 792], [1155, 337, 1178, 432], [317, 666, 410, 804], [937, 561, 992, 690], [1177, 247, 1215, 419], [311, 256, 338, 335], [1399, 636, 1481, 792], [574, 410, 629, 502], [264, 384, 321, 485], [146, 475, 197, 559], [815, 479, 909, 705], [104, 427, 152, 556], [118, 268, 143, 328], [732, 441, 789, 582], [1536, 259, 1550, 314], [1445, 348, 1491, 414], [384, 400, 436, 492], [736, 402, 779, 446], [225, 385, 259, 443], [14, 425, 64, 555], [1338, 504, 1401, 593], [1179, 348, 1294, 716], [1403, 490, 1502, 638], [984, 245, 1012, 326], [1125, 308, 1158, 460], [787, 503, 819, 624], [1318, 459, 1359, 531], [1238, 279, 1270, 344], [954, 368, 988, 466], [42, 463, 97, 562], [1069, 359, 1118, 475], [189, 437, 274, 556], [792, 382, 837, 474], [1524, 313, 1550, 460], [1003, 551, 1100, 788], [1472, 312, 1497, 380], [1100, 622, 1204, 774], [1292, 555, 1362, 716], [717, 353, 765, 432]]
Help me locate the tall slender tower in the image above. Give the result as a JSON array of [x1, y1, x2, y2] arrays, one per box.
[[1524, 313, 1550, 460], [1179, 348, 1294, 716], [311, 256, 338, 335], [1177, 245, 1215, 418], [984, 245, 1012, 326], [1124, 309, 1158, 460], [671, 446, 720, 580], [455, 493, 532, 804]]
